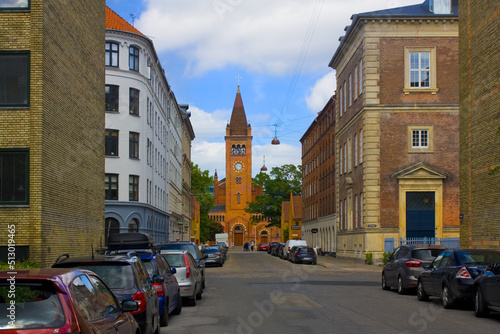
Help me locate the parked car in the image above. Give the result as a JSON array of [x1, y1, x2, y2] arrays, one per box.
[[257, 243, 269, 251], [273, 243, 286, 257], [209, 244, 228, 260], [417, 249, 500, 308], [159, 241, 207, 289], [267, 242, 280, 254], [0, 268, 139, 333], [473, 259, 500, 317], [290, 246, 317, 265], [382, 244, 447, 294], [203, 247, 225, 267], [53, 253, 160, 334], [161, 250, 203, 306], [105, 232, 182, 326], [283, 240, 307, 260]]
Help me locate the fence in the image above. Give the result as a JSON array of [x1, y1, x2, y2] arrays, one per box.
[[384, 237, 460, 253]]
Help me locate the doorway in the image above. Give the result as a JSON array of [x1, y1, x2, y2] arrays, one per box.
[[406, 192, 435, 238]]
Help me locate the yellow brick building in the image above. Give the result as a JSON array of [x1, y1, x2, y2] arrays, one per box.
[[0, 0, 105, 266]]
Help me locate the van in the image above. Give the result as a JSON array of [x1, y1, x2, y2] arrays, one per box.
[[284, 240, 307, 260]]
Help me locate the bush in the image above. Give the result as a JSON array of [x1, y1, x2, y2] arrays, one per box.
[[0, 260, 42, 270], [365, 252, 373, 265], [381, 251, 393, 265]]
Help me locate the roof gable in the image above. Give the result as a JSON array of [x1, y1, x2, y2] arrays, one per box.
[[106, 6, 144, 36], [394, 162, 448, 179]]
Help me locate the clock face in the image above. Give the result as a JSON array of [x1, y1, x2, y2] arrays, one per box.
[[234, 162, 243, 171]]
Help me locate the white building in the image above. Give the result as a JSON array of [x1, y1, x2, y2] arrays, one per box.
[[104, 7, 190, 244]]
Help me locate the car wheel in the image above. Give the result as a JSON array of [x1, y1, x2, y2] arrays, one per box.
[[202, 277, 206, 289], [397, 276, 407, 295], [417, 280, 429, 301], [160, 298, 169, 327], [188, 295, 196, 306], [196, 287, 203, 300], [442, 285, 455, 309], [381, 273, 390, 290], [154, 314, 161, 334], [172, 293, 182, 315], [474, 286, 489, 317]]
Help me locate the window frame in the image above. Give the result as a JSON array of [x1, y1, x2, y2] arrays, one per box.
[[105, 129, 119, 156], [129, 46, 139, 71], [105, 42, 119, 67], [408, 125, 434, 153], [105, 85, 119, 112], [0, 149, 29, 205], [0, 51, 30, 107], [129, 131, 139, 159], [129, 88, 140, 115], [105, 173, 119, 200], [404, 47, 438, 94], [129, 175, 139, 201]]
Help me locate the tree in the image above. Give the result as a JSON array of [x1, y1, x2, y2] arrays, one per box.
[[246, 164, 302, 227], [191, 163, 222, 242]]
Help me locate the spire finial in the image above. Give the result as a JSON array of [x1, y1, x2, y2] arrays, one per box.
[[235, 74, 242, 87]]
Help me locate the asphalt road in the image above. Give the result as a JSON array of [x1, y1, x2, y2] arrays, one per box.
[[162, 250, 500, 334]]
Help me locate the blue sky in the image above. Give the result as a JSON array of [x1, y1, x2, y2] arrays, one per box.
[[106, 0, 420, 179]]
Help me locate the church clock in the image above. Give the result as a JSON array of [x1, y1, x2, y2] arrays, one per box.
[[233, 161, 244, 171]]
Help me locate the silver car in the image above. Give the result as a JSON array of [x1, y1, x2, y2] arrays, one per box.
[[161, 250, 203, 306]]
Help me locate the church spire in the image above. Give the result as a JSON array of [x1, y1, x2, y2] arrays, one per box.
[[228, 86, 249, 136]]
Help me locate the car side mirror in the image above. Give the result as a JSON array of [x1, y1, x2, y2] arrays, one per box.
[[171, 267, 177, 274], [153, 274, 164, 284], [199, 263, 205, 269], [122, 300, 139, 312], [387, 257, 393, 263]]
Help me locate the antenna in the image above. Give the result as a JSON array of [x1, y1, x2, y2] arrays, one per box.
[[130, 14, 138, 26]]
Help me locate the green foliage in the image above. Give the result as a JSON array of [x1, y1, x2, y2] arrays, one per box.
[[381, 251, 392, 265], [283, 227, 289, 241], [0, 260, 41, 270], [365, 252, 373, 265], [246, 164, 302, 227], [200, 219, 224, 243]]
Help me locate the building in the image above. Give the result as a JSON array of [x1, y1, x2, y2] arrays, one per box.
[[0, 0, 105, 266], [281, 193, 303, 242], [181, 104, 195, 241], [104, 7, 190, 244], [459, 1, 500, 248], [328, 0, 460, 260], [300, 96, 336, 252], [209, 86, 280, 245]]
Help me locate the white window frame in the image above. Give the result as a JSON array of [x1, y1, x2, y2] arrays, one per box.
[[404, 47, 438, 94], [359, 129, 363, 164], [359, 59, 363, 95]]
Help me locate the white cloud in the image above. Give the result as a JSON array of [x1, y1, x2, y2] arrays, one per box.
[[191, 140, 225, 176], [189, 105, 230, 141], [305, 71, 336, 112], [138, 0, 421, 76]]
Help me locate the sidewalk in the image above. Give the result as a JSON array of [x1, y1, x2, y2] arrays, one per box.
[[316, 254, 382, 272]]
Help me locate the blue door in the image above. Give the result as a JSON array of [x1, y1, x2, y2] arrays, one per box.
[[406, 192, 435, 238]]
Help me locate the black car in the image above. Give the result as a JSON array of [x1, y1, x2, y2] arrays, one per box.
[[382, 244, 447, 294], [290, 246, 317, 265], [473, 260, 500, 317], [417, 249, 500, 308], [53, 252, 160, 334], [158, 241, 208, 289], [267, 242, 280, 255], [273, 243, 285, 257]]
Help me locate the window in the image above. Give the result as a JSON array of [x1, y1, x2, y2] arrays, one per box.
[[105, 174, 118, 200], [236, 177, 242, 184], [129, 46, 139, 71], [72, 275, 103, 321], [354, 194, 358, 229], [105, 129, 119, 156], [343, 81, 346, 113], [348, 74, 352, 107], [105, 42, 119, 67], [0, 51, 29, 107], [430, 0, 451, 14], [359, 59, 363, 95], [354, 133, 358, 167], [343, 143, 347, 173], [129, 88, 139, 115], [339, 145, 342, 175], [354, 66, 358, 98], [404, 47, 437, 94], [408, 126, 434, 152], [237, 193, 240, 204], [360, 193, 364, 226], [0, 0, 29, 9], [347, 137, 352, 172], [129, 132, 139, 158], [105, 85, 119, 112], [339, 86, 343, 117], [129, 175, 139, 201], [0, 149, 29, 204], [359, 129, 363, 164]]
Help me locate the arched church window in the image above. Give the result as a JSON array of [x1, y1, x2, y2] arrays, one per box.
[[234, 225, 243, 231]]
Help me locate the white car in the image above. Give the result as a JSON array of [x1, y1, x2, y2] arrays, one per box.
[[284, 240, 308, 260]]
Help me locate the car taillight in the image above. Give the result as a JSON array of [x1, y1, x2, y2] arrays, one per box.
[[131, 291, 147, 314], [153, 283, 164, 297], [296, 251, 300, 256], [216, 253, 220, 256], [288, 247, 290, 251], [405, 260, 422, 267], [184, 254, 191, 279], [456, 267, 471, 278]]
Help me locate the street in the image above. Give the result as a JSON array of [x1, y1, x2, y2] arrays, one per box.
[[162, 250, 500, 333]]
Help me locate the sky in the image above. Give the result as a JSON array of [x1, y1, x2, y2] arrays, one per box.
[[106, 0, 421, 179]]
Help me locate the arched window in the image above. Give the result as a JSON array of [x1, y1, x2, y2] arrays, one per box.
[[128, 219, 139, 232], [104, 218, 120, 246], [234, 225, 243, 231]]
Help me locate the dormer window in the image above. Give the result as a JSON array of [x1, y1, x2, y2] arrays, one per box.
[[430, 0, 451, 14]]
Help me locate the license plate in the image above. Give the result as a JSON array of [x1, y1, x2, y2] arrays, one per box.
[[303, 257, 311, 260]]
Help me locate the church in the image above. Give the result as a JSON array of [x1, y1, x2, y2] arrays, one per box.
[[208, 86, 280, 246]]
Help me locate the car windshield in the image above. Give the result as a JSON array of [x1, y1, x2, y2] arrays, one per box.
[[412, 249, 443, 261], [72, 264, 135, 289], [0, 280, 65, 330], [163, 254, 185, 268], [204, 248, 219, 253], [457, 250, 500, 265], [300, 248, 315, 255], [161, 244, 199, 260]]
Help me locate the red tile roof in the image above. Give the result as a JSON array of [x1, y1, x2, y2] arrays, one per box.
[[106, 6, 144, 36]]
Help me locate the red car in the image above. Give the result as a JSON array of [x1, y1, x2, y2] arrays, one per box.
[[0, 268, 139, 333], [257, 243, 269, 251]]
